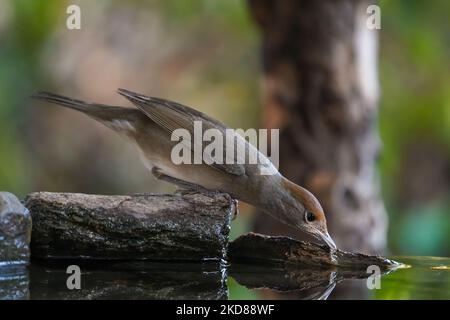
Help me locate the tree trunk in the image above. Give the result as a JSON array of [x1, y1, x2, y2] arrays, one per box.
[[248, 0, 387, 254]]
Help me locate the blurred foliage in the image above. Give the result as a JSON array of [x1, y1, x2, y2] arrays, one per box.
[[0, 0, 261, 198], [0, 0, 62, 195], [0, 0, 448, 264], [378, 0, 450, 256]]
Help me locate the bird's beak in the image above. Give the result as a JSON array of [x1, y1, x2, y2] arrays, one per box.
[[319, 231, 337, 250]]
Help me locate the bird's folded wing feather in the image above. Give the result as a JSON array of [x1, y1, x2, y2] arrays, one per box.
[[118, 89, 246, 176]]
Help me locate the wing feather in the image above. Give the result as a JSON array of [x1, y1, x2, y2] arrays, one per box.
[[118, 88, 246, 176]]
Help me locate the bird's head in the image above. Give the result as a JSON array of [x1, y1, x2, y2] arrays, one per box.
[[275, 178, 337, 250]]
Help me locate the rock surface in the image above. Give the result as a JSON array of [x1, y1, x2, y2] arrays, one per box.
[[26, 192, 233, 261], [0, 192, 32, 266]]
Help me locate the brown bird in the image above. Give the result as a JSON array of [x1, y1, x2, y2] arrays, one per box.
[[32, 89, 337, 250]]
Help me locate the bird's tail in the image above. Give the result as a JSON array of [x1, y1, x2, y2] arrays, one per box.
[[32, 91, 141, 136], [32, 91, 108, 114]]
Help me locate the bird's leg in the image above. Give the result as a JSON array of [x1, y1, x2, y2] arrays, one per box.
[[151, 167, 212, 195], [151, 167, 239, 219]]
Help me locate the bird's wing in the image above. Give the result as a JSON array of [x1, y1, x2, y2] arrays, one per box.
[[117, 88, 246, 176]]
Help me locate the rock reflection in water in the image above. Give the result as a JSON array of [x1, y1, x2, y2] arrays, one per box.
[[229, 263, 395, 300], [2, 256, 448, 300], [0, 264, 29, 300], [28, 260, 227, 300], [230, 264, 336, 299], [0, 261, 391, 300]]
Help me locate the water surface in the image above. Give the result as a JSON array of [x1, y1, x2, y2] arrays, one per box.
[[1, 256, 449, 299]]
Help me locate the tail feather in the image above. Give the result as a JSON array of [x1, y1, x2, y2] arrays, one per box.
[[32, 91, 142, 135], [32, 91, 94, 112]]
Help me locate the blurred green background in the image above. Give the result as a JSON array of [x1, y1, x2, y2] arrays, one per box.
[[0, 0, 448, 261]]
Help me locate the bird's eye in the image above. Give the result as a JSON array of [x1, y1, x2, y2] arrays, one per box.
[[305, 211, 316, 223]]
